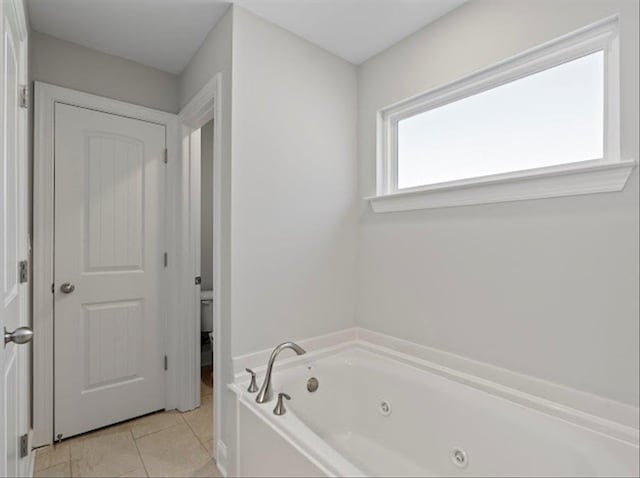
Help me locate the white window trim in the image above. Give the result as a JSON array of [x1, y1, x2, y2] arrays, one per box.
[[369, 15, 636, 213]]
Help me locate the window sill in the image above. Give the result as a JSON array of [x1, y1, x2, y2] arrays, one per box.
[[367, 159, 637, 213]]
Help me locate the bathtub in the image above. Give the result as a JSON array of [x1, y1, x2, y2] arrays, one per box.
[[233, 343, 639, 477]]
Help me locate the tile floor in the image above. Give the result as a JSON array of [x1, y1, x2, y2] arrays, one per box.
[[34, 370, 218, 478]]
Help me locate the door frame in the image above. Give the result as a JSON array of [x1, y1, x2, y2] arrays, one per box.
[[32, 82, 180, 446], [177, 74, 223, 464]]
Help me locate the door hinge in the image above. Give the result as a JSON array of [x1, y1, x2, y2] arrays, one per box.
[[19, 434, 28, 458], [163, 252, 168, 267], [195, 276, 201, 285], [163, 148, 168, 164], [19, 85, 28, 109], [164, 355, 168, 371], [18, 260, 28, 283]]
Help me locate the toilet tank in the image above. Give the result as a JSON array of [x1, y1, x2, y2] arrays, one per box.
[[201, 290, 214, 332]]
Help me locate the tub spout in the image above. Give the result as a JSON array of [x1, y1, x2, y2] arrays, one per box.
[[256, 342, 306, 404]]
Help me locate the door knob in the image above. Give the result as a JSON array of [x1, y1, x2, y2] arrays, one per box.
[[4, 326, 34, 346], [60, 282, 75, 294]]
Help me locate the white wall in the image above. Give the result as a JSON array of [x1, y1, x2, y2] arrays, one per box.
[[201, 119, 214, 291], [179, 8, 358, 472], [356, 0, 639, 407], [231, 6, 359, 357], [30, 31, 179, 113], [179, 7, 232, 109], [181, 0, 638, 470]]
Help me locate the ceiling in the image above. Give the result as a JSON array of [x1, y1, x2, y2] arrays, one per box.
[[235, 0, 466, 65], [28, 0, 466, 74], [28, 0, 231, 74]]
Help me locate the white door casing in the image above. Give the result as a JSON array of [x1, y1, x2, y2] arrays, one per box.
[[54, 103, 166, 439], [0, 0, 30, 476], [178, 74, 224, 470], [189, 127, 202, 403], [33, 83, 180, 448]]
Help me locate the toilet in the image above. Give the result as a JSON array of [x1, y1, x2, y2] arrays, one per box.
[[200, 290, 214, 332], [201, 290, 214, 366]]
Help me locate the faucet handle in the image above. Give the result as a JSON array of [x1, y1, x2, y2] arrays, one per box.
[[245, 368, 258, 393], [273, 392, 291, 416]]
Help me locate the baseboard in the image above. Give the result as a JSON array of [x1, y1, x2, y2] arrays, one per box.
[[216, 440, 228, 477], [27, 429, 35, 477]]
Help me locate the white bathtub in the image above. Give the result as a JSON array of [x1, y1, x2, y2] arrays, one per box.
[[233, 344, 639, 477]]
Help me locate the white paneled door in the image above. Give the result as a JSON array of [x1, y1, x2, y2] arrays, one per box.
[[54, 104, 166, 440], [1, 0, 30, 477]]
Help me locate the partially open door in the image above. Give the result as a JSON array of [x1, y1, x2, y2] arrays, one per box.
[[0, 0, 32, 476]]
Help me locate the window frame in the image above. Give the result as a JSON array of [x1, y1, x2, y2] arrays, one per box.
[[371, 15, 635, 213]]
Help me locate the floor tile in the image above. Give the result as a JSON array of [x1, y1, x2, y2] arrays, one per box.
[[201, 382, 213, 398], [70, 431, 144, 478], [45, 379, 214, 477], [34, 462, 71, 478], [67, 421, 133, 444], [135, 423, 212, 478], [201, 366, 213, 398], [130, 411, 184, 439], [188, 460, 222, 477], [118, 467, 148, 477], [202, 438, 214, 456], [35, 443, 70, 472], [183, 395, 213, 443]]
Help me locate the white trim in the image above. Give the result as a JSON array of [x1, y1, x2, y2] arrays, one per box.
[[26, 449, 34, 478], [369, 158, 637, 213], [26, 429, 35, 477], [177, 74, 224, 466], [190, 126, 202, 379], [32, 82, 179, 447], [6, 0, 28, 41], [175, 122, 196, 411], [216, 440, 228, 477], [373, 15, 627, 212], [179, 77, 216, 128], [233, 327, 639, 446]]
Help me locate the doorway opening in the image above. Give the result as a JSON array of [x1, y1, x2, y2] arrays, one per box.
[[178, 74, 223, 466], [196, 120, 215, 433]]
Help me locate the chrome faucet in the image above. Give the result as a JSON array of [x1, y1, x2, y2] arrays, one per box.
[[255, 342, 306, 404], [273, 393, 291, 416]]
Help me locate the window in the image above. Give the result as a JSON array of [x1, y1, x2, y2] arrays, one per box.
[[397, 52, 603, 189], [371, 16, 634, 213]]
